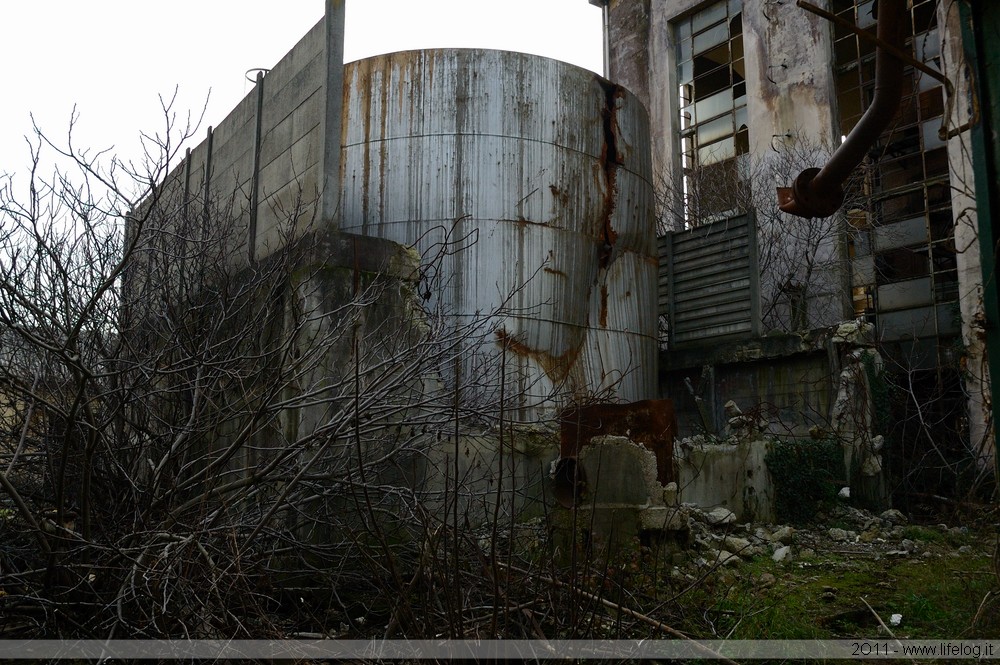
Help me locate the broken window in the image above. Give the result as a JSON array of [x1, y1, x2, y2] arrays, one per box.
[[677, 0, 747, 227], [833, 0, 956, 351]]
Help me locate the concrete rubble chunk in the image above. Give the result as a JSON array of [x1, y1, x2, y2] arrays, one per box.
[[859, 528, 881, 543], [706, 507, 737, 525], [769, 526, 795, 544], [880, 508, 907, 525], [772, 545, 792, 562], [662, 482, 678, 506], [861, 454, 883, 476], [828, 527, 854, 542], [709, 549, 741, 567], [640, 505, 686, 531], [832, 320, 873, 343], [685, 504, 709, 524], [719, 550, 741, 566], [723, 536, 753, 557]]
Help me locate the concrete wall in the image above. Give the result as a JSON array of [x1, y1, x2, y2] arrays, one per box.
[[254, 19, 326, 253], [662, 332, 837, 439], [154, 18, 327, 263], [551, 434, 686, 555], [675, 437, 773, 522]]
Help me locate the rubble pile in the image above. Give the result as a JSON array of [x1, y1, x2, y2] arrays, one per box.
[[668, 501, 988, 583]]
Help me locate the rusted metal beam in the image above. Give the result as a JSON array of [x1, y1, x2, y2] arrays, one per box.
[[778, 0, 908, 219]]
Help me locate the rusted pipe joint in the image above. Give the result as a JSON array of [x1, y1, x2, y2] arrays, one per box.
[[779, 167, 845, 219]]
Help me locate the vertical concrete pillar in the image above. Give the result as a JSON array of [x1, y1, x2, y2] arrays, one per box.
[[964, 0, 1000, 473], [321, 0, 346, 227], [938, 1, 987, 470], [605, 0, 672, 194], [606, 0, 651, 107], [249, 70, 265, 263]]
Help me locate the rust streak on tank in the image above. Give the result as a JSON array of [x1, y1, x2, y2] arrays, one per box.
[[597, 81, 624, 269], [599, 285, 609, 327], [495, 328, 583, 386]]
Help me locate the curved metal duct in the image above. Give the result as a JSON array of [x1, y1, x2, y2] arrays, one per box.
[[778, 0, 909, 218]]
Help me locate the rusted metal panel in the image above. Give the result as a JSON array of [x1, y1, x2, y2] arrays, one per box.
[[559, 399, 677, 487], [340, 49, 657, 418], [663, 215, 755, 346]]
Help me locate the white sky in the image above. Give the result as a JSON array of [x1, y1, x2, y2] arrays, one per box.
[[0, 1, 603, 181]]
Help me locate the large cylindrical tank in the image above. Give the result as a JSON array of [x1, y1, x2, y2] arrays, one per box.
[[340, 49, 656, 419]]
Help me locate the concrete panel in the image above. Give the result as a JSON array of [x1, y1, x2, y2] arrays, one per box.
[[258, 113, 294, 169], [210, 94, 256, 155], [141, 16, 328, 264], [260, 18, 323, 98], [260, 54, 323, 142], [875, 216, 929, 251], [676, 437, 774, 522], [878, 277, 934, 311], [878, 305, 937, 340]]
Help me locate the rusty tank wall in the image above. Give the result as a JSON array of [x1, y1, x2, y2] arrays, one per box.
[[339, 49, 657, 419]]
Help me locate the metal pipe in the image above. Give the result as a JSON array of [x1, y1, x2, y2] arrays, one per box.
[[778, 0, 909, 218], [798, 0, 946, 88]]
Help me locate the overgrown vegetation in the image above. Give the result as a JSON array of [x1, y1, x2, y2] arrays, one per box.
[[765, 438, 845, 523], [0, 107, 541, 640]]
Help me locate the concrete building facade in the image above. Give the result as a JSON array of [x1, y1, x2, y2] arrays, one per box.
[[603, 0, 994, 488]]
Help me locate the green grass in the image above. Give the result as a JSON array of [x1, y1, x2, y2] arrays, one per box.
[[900, 525, 971, 547], [666, 546, 997, 640]]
